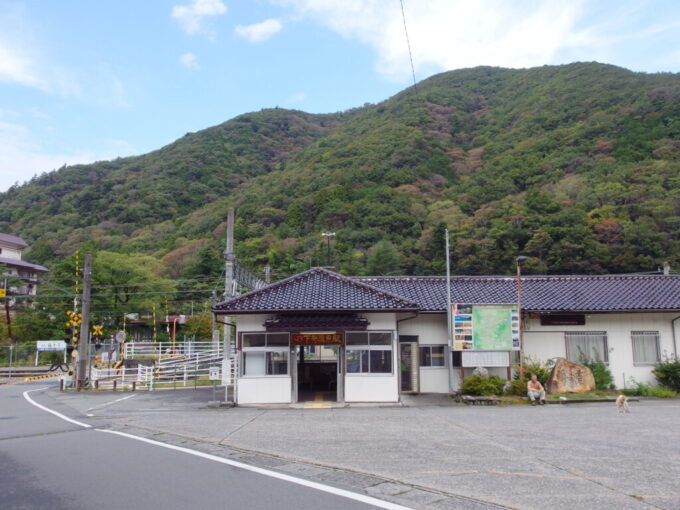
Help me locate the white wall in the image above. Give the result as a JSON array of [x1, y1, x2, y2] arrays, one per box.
[[345, 374, 399, 402], [0, 242, 22, 260], [364, 313, 397, 330], [236, 314, 271, 333], [237, 376, 291, 404], [399, 314, 448, 344], [525, 312, 679, 387]]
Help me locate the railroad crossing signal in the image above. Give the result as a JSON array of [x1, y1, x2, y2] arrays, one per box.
[[92, 324, 104, 337]]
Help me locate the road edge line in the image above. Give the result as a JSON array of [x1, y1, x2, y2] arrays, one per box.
[[23, 387, 92, 429], [97, 428, 413, 510]]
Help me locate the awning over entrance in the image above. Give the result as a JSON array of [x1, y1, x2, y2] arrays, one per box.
[[264, 313, 369, 331]]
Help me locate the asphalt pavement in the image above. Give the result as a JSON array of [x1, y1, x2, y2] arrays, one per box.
[[0, 382, 410, 510], [40, 384, 680, 510], [6, 382, 680, 509]]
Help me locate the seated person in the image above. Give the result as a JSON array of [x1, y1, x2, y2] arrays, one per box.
[[527, 374, 546, 405]]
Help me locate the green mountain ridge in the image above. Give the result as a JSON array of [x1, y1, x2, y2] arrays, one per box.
[[2, 62, 679, 279]]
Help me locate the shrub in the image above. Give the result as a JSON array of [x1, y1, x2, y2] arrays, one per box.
[[579, 348, 614, 390], [461, 375, 506, 396], [621, 379, 678, 398], [513, 355, 554, 386], [504, 378, 529, 396], [653, 356, 680, 392]]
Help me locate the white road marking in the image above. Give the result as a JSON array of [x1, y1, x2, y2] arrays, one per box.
[[22, 388, 414, 510], [84, 393, 136, 412], [98, 429, 414, 510], [23, 387, 91, 429]]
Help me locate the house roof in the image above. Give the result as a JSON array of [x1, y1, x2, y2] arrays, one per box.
[[357, 274, 680, 312], [0, 257, 49, 273], [214, 267, 419, 313], [0, 233, 28, 249]]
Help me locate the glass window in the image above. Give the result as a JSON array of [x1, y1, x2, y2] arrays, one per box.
[[370, 350, 392, 373], [346, 350, 360, 373], [346, 332, 369, 345], [631, 331, 660, 365], [565, 332, 608, 363], [267, 333, 290, 346], [420, 345, 445, 367], [267, 351, 288, 375], [370, 333, 392, 345], [243, 351, 266, 376], [243, 334, 266, 348]]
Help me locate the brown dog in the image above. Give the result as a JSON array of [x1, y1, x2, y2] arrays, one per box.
[[616, 394, 630, 413]]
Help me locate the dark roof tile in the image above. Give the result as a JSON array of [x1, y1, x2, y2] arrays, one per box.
[[214, 267, 419, 313]]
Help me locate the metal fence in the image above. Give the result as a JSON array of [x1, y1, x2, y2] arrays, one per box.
[[123, 341, 222, 360]]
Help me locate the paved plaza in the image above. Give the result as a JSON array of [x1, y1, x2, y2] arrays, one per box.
[[47, 387, 680, 509]]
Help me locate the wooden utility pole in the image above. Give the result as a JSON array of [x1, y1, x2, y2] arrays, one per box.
[[77, 253, 92, 389]]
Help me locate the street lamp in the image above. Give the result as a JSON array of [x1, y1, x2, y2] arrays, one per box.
[[516, 256, 528, 379], [321, 232, 336, 267]]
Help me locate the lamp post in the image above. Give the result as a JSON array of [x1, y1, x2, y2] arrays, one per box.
[[516, 256, 528, 379], [321, 232, 335, 267]]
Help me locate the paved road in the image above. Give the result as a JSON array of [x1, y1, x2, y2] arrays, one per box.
[[0, 382, 404, 510], [49, 387, 680, 510]]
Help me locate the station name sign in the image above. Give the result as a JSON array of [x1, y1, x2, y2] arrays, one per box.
[[291, 333, 343, 345]]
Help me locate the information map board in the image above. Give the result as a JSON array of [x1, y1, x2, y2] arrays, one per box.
[[452, 304, 520, 351]]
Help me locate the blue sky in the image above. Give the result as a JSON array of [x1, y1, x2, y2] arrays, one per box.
[[1, 0, 679, 191]]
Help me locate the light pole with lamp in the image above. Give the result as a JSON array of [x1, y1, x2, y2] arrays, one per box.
[[516, 256, 528, 379]]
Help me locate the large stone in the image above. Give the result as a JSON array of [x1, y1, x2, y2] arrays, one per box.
[[546, 358, 596, 394]]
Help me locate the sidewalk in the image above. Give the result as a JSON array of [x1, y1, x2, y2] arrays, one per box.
[[48, 387, 680, 510]]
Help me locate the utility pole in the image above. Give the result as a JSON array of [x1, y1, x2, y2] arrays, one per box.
[[3, 277, 12, 344], [77, 253, 92, 390], [222, 208, 236, 399], [445, 229, 454, 393]]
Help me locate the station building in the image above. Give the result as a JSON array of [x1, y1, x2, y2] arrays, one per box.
[[213, 267, 680, 405]]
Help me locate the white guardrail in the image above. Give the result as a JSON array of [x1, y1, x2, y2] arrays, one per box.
[[123, 341, 222, 360], [91, 347, 226, 390]]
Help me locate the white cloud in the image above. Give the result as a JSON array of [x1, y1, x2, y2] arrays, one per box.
[[0, 40, 43, 89], [235, 18, 283, 42], [287, 92, 307, 104], [172, 0, 227, 38], [273, 0, 680, 80], [0, 120, 130, 192], [179, 52, 200, 69]]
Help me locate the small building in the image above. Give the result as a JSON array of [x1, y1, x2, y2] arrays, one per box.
[[213, 267, 680, 405], [0, 233, 49, 297]]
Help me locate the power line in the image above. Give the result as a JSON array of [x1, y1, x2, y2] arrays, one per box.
[[400, 0, 418, 92]]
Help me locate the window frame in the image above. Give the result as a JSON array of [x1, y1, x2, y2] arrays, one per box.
[[241, 332, 290, 377], [564, 331, 608, 364], [345, 331, 394, 375], [631, 330, 660, 366], [419, 345, 446, 368]]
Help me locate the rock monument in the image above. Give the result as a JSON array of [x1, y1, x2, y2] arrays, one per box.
[[545, 358, 596, 394]]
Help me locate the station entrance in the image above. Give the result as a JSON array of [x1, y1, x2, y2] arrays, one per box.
[[291, 333, 344, 403]]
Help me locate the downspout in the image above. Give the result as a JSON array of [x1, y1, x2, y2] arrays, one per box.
[[672, 315, 680, 360]]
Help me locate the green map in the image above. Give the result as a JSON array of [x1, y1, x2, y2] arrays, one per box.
[[472, 307, 513, 350]]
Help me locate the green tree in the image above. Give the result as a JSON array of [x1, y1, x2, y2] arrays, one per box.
[[366, 241, 401, 276]]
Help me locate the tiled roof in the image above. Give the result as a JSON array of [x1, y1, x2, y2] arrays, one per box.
[[357, 274, 680, 312], [0, 234, 28, 249], [214, 267, 419, 313], [0, 257, 49, 273]]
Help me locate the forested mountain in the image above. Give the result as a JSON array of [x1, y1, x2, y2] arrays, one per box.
[[2, 62, 679, 280]]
